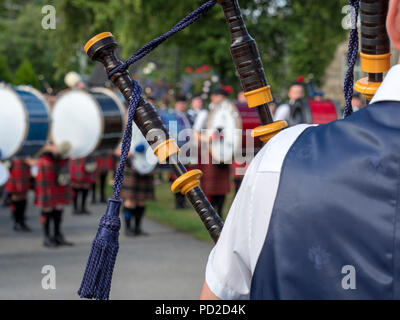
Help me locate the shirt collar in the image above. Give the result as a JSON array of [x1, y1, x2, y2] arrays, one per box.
[[370, 64, 400, 104]]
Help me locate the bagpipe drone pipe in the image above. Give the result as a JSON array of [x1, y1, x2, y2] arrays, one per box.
[[346, 0, 390, 115], [77, 0, 319, 300]]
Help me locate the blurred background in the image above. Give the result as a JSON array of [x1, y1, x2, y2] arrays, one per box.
[[0, 0, 354, 103]]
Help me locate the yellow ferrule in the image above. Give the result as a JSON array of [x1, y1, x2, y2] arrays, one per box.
[[251, 121, 288, 143], [171, 170, 203, 195], [244, 86, 273, 108], [360, 52, 391, 74], [153, 139, 180, 164], [84, 32, 113, 54], [354, 77, 382, 101]]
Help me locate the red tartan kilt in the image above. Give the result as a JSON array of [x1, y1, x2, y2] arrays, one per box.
[[69, 158, 96, 184], [35, 184, 72, 207], [5, 160, 31, 194], [200, 154, 231, 197], [96, 154, 115, 173], [35, 156, 72, 207]]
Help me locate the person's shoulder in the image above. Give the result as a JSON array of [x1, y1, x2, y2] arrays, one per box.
[[252, 124, 315, 174]]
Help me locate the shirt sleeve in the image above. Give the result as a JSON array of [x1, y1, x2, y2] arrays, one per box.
[[205, 152, 261, 300], [274, 104, 291, 122]]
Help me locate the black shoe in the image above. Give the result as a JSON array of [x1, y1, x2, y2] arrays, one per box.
[[125, 229, 136, 237], [134, 228, 149, 236], [73, 208, 80, 215], [54, 234, 74, 246], [20, 223, 32, 232], [80, 209, 91, 215], [13, 223, 23, 231], [43, 236, 58, 248]]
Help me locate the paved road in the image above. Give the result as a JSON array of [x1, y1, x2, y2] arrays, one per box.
[[0, 193, 212, 300]]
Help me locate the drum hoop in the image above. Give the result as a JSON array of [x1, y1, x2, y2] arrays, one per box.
[[1, 85, 30, 160], [16, 85, 51, 158], [0, 162, 9, 186], [53, 88, 105, 159], [206, 100, 243, 163], [91, 87, 126, 155]]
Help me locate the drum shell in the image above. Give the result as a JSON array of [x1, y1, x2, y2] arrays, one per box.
[[0, 86, 50, 160], [91, 90, 124, 154]]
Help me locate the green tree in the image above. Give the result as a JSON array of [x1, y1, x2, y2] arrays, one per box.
[[54, 0, 347, 98], [0, 54, 12, 83], [13, 59, 40, 88]]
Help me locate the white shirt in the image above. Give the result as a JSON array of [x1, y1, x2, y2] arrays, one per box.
[[205, 64, 400, 300], [273, 103, 291, 122], [193, 109, 209, 131]]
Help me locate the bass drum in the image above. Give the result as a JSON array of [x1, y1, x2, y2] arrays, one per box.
[[0, 85, 50, 160], [52, 87, 125, 159], [130, 121, 158, 175], [206, 100, 261, 163], [0, 162, 10, 187], [291, 98, 341, 125]]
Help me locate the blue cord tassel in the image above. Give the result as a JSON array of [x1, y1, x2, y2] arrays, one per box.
[[78, 199, 122, 300]]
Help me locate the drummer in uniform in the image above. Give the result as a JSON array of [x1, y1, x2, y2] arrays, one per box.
[[35, 142, 73, 247], [199, 88, 232, 218], [69, 156, 97, 214], [5, 158, 35, 231], [117, 148, 154, 237]]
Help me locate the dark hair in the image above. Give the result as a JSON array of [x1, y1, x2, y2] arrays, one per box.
[[290, 82, 304, 88], [175, 94, 187, 102]]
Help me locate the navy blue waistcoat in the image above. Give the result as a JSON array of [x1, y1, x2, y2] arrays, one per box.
[[250, 101, 400, 299]]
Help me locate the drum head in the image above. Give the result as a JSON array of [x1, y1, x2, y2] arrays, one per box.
[[0, 163, 10, 186], [206, 100, 242, 163], [130, 122, 158, 175], [52, 90, 102, 159], [0, 86, 27, 159]]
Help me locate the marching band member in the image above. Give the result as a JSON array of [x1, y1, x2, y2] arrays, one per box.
[[188, 95, 205, 126], [274, 81, 305, 124], [118, 149, 154, 237], [35, 142, 73, 247], [5, 159, 34, 231], [200, 88, 232, 218], [69, 157, 97, 215], [201, 0, 400, 300]]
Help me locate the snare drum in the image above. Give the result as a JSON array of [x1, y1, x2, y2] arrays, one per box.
[[52, 87, 124, 159], [130, 122, 158, 175], [0, 162, 10, 187], [0, 85, 50, 160], [206, 100, 261, 163]]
